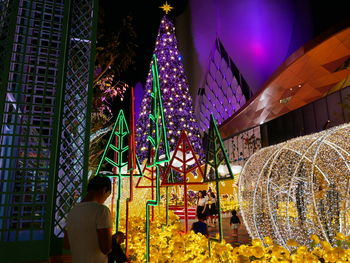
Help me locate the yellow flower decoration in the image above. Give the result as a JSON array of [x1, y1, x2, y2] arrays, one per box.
[[251, 245, 265, 258], [336, 232, 346, 241], [321, 241, 332, 251], [312, 246, 323, 258], [323, 250, 338, 263], [303, 253, 319, 263], [115, 202, 350, 262], [286, 239, 299, 247], [334, 247, 346, 260], [237, 255, 250, 263], [252, 239, 263, 247], [232, 247, 241, 256], [296, 245, 308, 254], [310, 234, 320, 244], [263, 236, 274, 246]]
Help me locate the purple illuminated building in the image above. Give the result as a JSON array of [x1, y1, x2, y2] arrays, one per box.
[[183, 0, 313, 94], [136, 15, 202, 161], [195, 38, 251, 131]]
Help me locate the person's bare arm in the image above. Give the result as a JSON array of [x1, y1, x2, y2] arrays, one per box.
[[63, 230, 70, 250], [97, 228, 112, 255]]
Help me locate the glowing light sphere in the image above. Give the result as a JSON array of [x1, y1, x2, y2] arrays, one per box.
[[238, 123, 350, 248]]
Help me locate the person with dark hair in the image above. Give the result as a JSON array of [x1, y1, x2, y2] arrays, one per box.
[[87, 175, 112, 193], [108, 231, 128, 263], [64, 176, 112, 263], [191, 213, 208, 237], [208, 192, 218, 225], [230, 210, 241, 242], [196, 190, 207, 218]]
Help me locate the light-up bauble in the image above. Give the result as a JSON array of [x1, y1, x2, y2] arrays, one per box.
[[238, 123, 350, 248], [217, 164, 242, 175]]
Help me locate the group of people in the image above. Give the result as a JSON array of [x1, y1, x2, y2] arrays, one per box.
[[64, 176, 242, 263], [192, 189, 241, 242], [64, 176, 128, 263], [196, 190, 218, 226]]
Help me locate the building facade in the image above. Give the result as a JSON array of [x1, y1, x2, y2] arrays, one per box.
[[195, 38, 251, 132], [0, 0, 98, 262]]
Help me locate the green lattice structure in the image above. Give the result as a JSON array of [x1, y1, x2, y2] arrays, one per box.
[[95, 110, 142, 231], [204, 114, 234, 255], [53, 0, 99, 241], [0, 1, 98, 262], [145, 54, 170, 263]]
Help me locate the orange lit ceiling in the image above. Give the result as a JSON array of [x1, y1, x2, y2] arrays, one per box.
[[219, 27, 350, 140]]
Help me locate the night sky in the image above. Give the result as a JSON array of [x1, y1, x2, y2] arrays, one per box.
[[98, 0, 188, 117], [100, 0, 349, 87], [99, 0, 350, 117], [99, 0, 188, 86]]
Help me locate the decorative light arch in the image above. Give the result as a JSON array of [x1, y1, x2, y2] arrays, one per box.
[[239, 123, 350, 247]]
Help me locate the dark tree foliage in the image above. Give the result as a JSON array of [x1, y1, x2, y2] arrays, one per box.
[[89, 3, 137, 170]]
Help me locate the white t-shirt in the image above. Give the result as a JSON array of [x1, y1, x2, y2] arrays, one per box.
[[66, 201, 112, 263], [198, 197, 207, 206], [210, 197, 216, 204]]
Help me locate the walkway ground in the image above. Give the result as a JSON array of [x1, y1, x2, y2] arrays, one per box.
[[207, 217, 251, 246], [184, 214, 251, 247]]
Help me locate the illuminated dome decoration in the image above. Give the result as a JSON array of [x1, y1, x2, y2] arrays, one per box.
[[238, 123, 350, 247]]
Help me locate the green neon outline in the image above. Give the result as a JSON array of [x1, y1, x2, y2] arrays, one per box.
[[146, 55, 170, 167], [95, 110, 142, 231], [204, 114, 235, 256], [145, 55, 170, 263]]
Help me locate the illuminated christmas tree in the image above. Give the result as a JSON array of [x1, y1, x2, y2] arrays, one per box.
[[136, 15, 202, 162]]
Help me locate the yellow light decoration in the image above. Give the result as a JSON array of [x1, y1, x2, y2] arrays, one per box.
[[239, 123, 350, 248], [120, 199, 350, 262]]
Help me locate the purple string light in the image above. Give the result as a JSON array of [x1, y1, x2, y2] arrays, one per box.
[[135, 15, 203, 162]]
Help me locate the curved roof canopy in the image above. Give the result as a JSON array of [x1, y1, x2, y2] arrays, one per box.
[[219, 27, 350, 139]]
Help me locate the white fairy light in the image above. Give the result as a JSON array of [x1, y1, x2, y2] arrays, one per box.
[[239, 123, 350, 248]]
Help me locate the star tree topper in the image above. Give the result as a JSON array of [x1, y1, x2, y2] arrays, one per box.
[[160, 1, 173, 14]]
